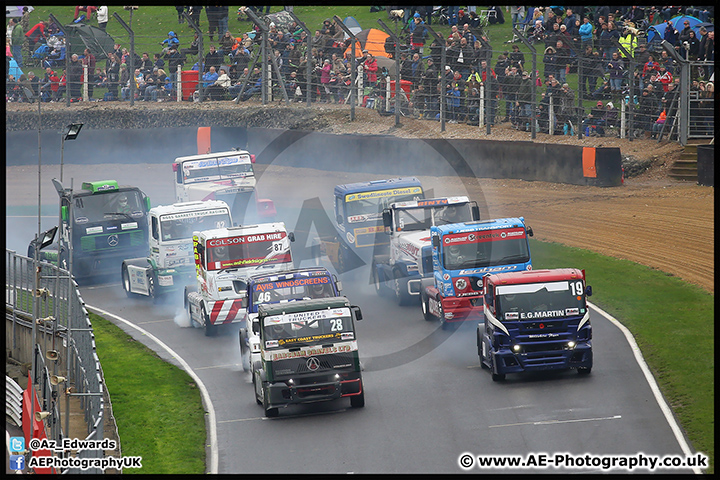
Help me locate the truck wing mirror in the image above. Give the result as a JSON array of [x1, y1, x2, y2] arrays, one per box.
[[471, 204, 480, 221], [432, 235, 440, 248], [382, 209, 392, 231], [526, 226, 534, 237], [288, 232, 295, 242], [335, 280, 343, 292], [351, 305, 363, 321], [585, 285, 593, 297], [251, 319, 259, 335], [61, 205, 69, 222], [336, 213, 344, 225]]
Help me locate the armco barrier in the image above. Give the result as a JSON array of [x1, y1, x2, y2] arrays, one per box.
[[6, 126, 622, 186]]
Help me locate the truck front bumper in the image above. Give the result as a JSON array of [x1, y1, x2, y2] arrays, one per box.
[[441, 296, 484, 323], [493, 342, 593, 375], [266, 372, 363, 409]]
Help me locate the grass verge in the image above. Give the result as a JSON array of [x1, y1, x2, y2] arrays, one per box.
[[531, 238, 714, 473], [90, 312, 206, 474]]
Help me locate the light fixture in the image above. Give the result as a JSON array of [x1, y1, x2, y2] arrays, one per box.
[[35, 411, 51, 421], [51, 375, 66, 386], [46, 350, 60, 361], [64, 123, 84, 141]]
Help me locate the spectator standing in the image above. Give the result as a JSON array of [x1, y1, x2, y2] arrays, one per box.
[[206, 5, 221, 41], [188, 5, 202, 28], [543, 46, 557, 80], [219, 31, 236, 56], [579, 16, 594, 49], [24, 20, 46, 52], [508, 44, 525, 71], [662, 20, 678, 47], [686, 31, 700, 61], [579, 45, 596, 97], [516, 71, 533, 129], [607, 51, 625, 94], [364, 53, 378, 86], [204, 44, 224, 73], [105, 53, 120, 100], [701, 31, 713, 62], [97, 6, 109, 32], [74, 6, 97, 21], [67, 53, 83, 100], [8, 18, 24, 68]]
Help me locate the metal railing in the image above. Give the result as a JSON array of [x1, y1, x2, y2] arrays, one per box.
[[6, 248, 105, 474]]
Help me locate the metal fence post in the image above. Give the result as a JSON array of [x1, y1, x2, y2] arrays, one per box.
[[512, 27, 537, 138], [112, 12, 136, 106]]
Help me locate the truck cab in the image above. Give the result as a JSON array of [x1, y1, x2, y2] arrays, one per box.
[[172, 150, 275, 222], [121, 200, 232, 300], [251, 297, 364, 417], [478, 268, 593, 381], [420, 217, 534, 328], [239, 267, 343, 371], [31, 178, 151, 283], [373, 196, 479, 305], [185, 222, 295, 336], [326, 177, 424, 273]]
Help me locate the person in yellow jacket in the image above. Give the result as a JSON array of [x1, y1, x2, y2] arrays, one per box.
[[618, 28, 638, 59]]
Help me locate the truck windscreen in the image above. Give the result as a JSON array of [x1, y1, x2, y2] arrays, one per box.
[[206, 233, 291, 270], [496, 281, 587, 321], [345, 188, 423, 223], [442, 227, 529, 270], [262, 307, 354, 348], [182, 156, 253, 184], [160, 211, 231, 241], [252, 276, 335, 306], [73, 190, 145, 223], [395, 203, 473, 231]]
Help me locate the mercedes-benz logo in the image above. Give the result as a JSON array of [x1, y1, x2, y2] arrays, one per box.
[[306, 357, 320, 371], [107, 235, 119, 247]]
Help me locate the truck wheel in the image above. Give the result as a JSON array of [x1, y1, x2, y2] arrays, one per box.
[[253, 370, 263, 405], [393, 269, 412, 306], [122, 265, 135, 298], [239, 328, 250, 372], [202, 305, 217, 337], [372, 263, 388, 297], [489, 355, 505, 381], [350, 391, 365, 408], [421, 291, 434, 321], [147, 271, 157, 303], [263, 392, 278, 418]]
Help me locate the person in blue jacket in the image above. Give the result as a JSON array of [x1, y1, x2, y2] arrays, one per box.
[[578, 16, 594, 49]]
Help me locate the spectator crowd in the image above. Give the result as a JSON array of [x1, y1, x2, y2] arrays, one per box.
[[6, 6, 715, 139]]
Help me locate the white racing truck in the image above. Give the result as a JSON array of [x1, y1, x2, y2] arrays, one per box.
[[172, 149, 276, 222], [372, 196, 479, 305], [121, 200, 232, 302], [184, 222, 295, 336]]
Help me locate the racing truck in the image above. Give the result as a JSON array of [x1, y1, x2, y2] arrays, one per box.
[[251, 296, 365, 417], [121, 200, 232, 301], [172, 149, 275, 223], [420, 217, 534, 329], [184, 222, 295, 336], [238, 267, 343, 371], [29, 179, 151, 282], [325, 177, 425, 273], [373, 196, 480, 305], [477, 268, 593, 381]]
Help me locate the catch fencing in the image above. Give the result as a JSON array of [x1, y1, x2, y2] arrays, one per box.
[[6, 249, 106, 474]]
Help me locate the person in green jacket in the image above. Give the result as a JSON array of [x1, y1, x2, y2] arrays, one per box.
[[9, 18, 24, 68]]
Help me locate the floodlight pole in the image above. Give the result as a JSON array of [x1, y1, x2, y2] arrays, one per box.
[[333, 15, 357, 120], [377, 19, 402, 127], [425, 25, 446, 132], [60, 123, 83, 183], [471, 28, 495, 135], [612, 37, 636, 141]]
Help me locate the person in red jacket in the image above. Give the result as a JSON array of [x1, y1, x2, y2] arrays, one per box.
[[364, 53, 378, 85], [25, 21, 47, 51]]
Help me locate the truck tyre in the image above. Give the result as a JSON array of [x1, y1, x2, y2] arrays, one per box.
[[253, 370, 263, 405], [372, 263, 388, 297], [147, 271, 157, 303], [122, 265, 135, 298], [239, 328, 250, 371], [263, 391, 278, 418], [393, 268, 412, 306], [202, 305, 217, 337], [420, 290, 434, 321], [350, 390, 365, 408], [489, 355, 505, 381]]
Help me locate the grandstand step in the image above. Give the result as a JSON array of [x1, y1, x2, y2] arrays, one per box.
[[668, 172, 698, 181]]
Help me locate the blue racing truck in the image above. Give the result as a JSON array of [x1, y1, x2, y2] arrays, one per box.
[[478, 268, 593, 381], [325, 177, 424, 273], [30, 179, 151, 282], [420, 217, 534, 329], [238, 267, 343, 371]]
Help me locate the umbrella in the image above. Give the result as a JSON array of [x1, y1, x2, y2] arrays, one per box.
[[62, 23, 116, 58], [264, 10, 295, 33], [374, 55, 396, 75], [342, 16, 363, 40], [647, 15, 703, 43], [5, 6, 33, 17], [344, 28, 391, 59]]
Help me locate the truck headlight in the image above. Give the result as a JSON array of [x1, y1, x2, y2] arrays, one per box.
[[567, 341, 576, 349], [455, 278, 467, 290], [512, 344, 521, 353]]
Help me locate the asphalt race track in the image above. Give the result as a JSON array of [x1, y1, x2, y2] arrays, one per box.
[[5, 157, 698, 474]]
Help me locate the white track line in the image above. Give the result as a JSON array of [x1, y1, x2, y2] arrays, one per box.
[[86, 305, 218, 474], [589, 302, 703, 474]]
